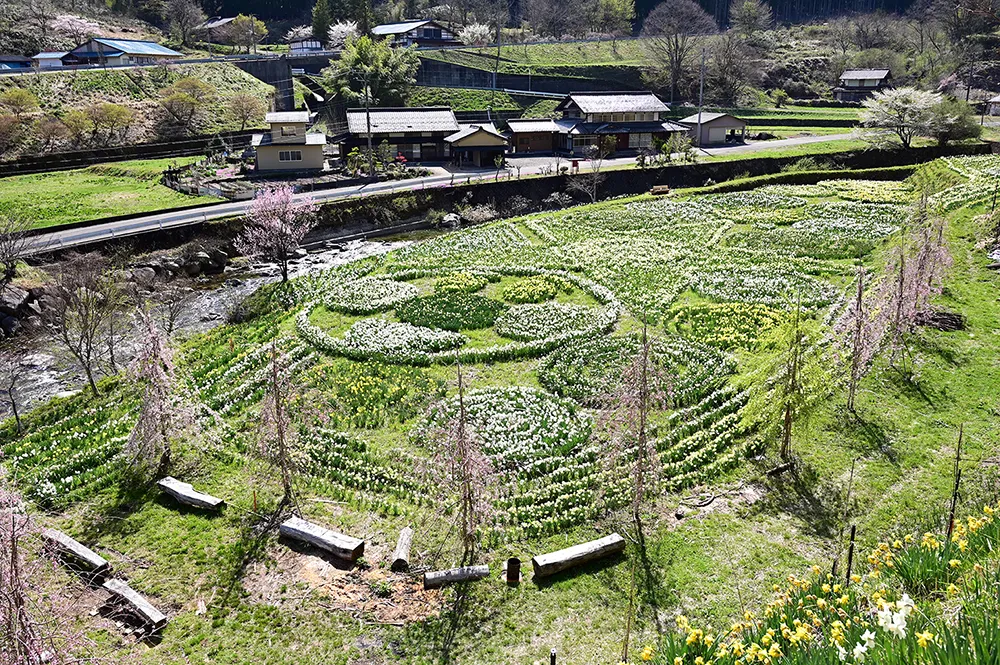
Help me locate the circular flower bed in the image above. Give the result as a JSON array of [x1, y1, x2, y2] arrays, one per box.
[[434, 272, 490, 294], [501, 274, 571, 304], [538, 334, 735, 406], [494, 302, 597, 341], [325, 277, 419, 314], [298, 316, 465, 363], [395, 293, 507, 331]]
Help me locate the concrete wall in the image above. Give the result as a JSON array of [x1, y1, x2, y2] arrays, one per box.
[[235, 58, 295, 111]]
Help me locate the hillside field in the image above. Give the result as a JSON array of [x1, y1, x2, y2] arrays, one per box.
[[3, 155, 1000, 664]]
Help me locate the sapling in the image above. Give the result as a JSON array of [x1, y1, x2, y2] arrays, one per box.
[[256, 342, 297, 508]]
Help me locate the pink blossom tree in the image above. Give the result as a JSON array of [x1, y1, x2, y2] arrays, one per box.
[[235, 186, 317, 283], [834, 264, 888, 413], [50, 14, 101, 44]]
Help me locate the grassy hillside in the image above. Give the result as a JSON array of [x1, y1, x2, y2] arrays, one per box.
[[3, 156, 999, 664], [0, 156, 216, 228], [0, 63, 274, 145], [407, 86, 559, 116]]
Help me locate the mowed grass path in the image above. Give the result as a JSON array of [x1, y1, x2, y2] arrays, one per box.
[[0, 156, 217, 229]]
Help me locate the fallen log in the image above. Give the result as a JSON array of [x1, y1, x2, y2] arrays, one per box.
[[423, 565, 490, 589], [279, 516, 365, 561], [102, 579, 167, 630], [157, 477, 225, 511], [41, 528, 110, 578], [391, 526, 413, 572], [531, 533, 625, 579]]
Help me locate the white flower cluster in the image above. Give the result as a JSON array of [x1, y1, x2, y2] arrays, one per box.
[[494, 302, 597, 341], [297, 311, 465, 364], [324, 276, 419, 314]]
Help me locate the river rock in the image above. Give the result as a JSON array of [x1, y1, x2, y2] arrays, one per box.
[[203, 248, 229, 275], [1, 315, 21, 336], [130, 267, 157, 286], [161, 260, 181, 274], [443, 213, 461, 228], [0, 285, 30, 316]]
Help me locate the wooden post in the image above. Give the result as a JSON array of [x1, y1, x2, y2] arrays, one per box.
[[506, 557, 521, 586], [423, 565, 489, 589], [845, 525, 857, 584], [946, 424, 964, 543], [391, 527, 413, 572]]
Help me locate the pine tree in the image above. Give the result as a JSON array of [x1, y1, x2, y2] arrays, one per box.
[[312, 0, 333, 43]]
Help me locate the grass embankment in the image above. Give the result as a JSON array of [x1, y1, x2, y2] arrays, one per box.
[[0, 63, 274, 144], [0, 156, 216, 228], [407, 86, 558, 116]]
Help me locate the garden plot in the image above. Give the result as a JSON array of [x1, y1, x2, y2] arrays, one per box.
[[6, 169, 970, 543]]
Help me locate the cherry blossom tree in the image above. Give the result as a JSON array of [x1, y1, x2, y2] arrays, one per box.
[[834, 264, 888, 413], [50, 14, 100, 44], [235, 186, 317, 283]]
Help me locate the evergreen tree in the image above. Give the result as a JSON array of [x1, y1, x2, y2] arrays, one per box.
[[312, 0, 333, 43]]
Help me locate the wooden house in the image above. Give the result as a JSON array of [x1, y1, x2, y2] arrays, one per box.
[[833, 69, 892, 102], [371, 20, 462, 46], [338, 106, 460, 161], [252, 111, 327, 171]]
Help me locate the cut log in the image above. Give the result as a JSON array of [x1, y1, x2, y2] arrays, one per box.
[[41, 528, 110, 578], [279, 516, 365, 561], [649, 185, 671, 196], [423, 565, 490, 589], [102, 579, 167, 630], [157, 477, 225, 511], [531, 533, 626, 579], [391, 526, 413, 572]]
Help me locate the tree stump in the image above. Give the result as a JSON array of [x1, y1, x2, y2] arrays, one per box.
[[391, 526, 413, 572]]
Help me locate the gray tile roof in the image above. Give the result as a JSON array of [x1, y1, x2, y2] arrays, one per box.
[[840, 69, 891, 80], [253, 133, 327, 147], [266, 111, 313, 124], [558, 91, 669, 114], [346, 107, 459, 134], [507, 118, 561, 133]]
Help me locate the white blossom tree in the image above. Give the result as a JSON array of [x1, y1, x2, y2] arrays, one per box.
[[459, 23, 492, 46], [327, 20, 358, 47], [50, 14, 101, 44], [859, 87, 941, 149], [235, 186, 317, 283]]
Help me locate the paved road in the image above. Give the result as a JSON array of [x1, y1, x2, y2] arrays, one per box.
[[29, 132, 856, 253]]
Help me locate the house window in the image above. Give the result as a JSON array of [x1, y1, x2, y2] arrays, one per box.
[[412, 144, 421, 158], [612, 114, 622, 122], [624, 113, 635, 122], [629, 133, 653, 148], [279, 150, 303, 162], [573, 136, 596, 148], [421, 132, 432, 137], [281, 126, 297, 137], [518, 136, 529, 144]]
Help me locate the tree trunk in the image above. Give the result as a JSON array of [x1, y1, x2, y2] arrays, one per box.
[[85, 365, 100, 397]]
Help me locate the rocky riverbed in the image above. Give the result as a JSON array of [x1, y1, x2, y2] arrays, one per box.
[[6, 238, 409, 416]]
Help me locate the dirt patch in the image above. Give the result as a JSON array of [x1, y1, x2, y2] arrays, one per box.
[[244, 543, 442, 626]]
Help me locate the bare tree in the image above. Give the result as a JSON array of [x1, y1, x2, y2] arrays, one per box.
[[124, 308, 194, 483], [150, 282, 189, 337], [43, 253, 117, 396], [0, 343, 25, 433], [257, 342, 296, 508], [168, 0, 207, 46], [226, 92, 266, 132], [642, 0, 717, 103], [708, 32, 757, 106], [431, 358, 496, 565], [597, 324, 671, 542], [0, 212, 34, 285], [566, 138, 614, 203]]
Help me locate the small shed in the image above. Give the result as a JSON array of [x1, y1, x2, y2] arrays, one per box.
[[445, 123, 508, 167], [988, 94, 1000, 116], [32, 52, 67, 69], [506, 118, 563, 153], [679, 112, 747, 147], [290, 38, 324, 53]]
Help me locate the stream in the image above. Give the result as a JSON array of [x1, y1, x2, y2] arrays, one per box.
[[9, 239, 410, 416]]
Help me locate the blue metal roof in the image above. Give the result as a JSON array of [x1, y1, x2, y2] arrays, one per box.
[[33, 52, 68, 59], [84, 38, 182, 57]]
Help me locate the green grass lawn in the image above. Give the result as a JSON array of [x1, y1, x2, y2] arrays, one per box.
[[0, 156, 217, 229], [407, 86, 560, 116]]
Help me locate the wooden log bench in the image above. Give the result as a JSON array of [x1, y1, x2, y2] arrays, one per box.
[[102, 579, 167, 631], [391, 526, 413, 572], [531, 533, 626, 579], [650, 185, 672, 196], [41, 528, 110, 578], [157, 477, 225, 511], [279, 516, 365, 562], [423, 565, 490, 589]]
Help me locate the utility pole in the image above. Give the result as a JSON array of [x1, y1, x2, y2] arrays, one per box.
[[696, 47, 706, 148]]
